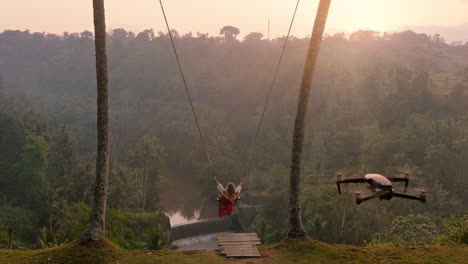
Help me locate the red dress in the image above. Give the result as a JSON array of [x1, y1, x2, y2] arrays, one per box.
[[218, 195, 234, 217]]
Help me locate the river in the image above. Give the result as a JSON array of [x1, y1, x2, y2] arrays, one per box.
[[160, 169, 223, 250]]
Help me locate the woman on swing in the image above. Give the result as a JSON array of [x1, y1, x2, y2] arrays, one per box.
[[213, 176, 244, 217]]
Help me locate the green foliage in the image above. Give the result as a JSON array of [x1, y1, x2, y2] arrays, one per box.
[[378, 215, 439, 245], [37, 226, 68, 248], [0, 205, 37, 247], [249, 166, 289, 243], [149, 226, 165, 250], [15, 134, 49, 204], [106, 210, 144, 249], [439, 215, 468, 244], [0, 224, 8, 248], [127, 134, 166, 211], [1, 29, 468, 248], [63, 203, 90, 240], [63, 203, 165, 249]]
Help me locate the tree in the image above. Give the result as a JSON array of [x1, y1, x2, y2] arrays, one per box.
[[349, 30, 380, 41], [220, 26, 240, 41], [15, 134, 49, 205], [0, 205, 36, 249], [382, 215, 438, 245], [80, 0, 111, 243], [136, 29, 155, 42], [81, 31, 94, 39], [129, 135, 165, 211], [244, 32, 263, 42], [287, 0, 331, 239]]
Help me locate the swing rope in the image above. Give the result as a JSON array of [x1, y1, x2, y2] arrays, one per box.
[[159, 0, 216, 179], [158, 0, 300, 180]]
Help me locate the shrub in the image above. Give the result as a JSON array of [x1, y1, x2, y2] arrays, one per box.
[[378, 215, 438, 245], [438, 215, 468, 244]]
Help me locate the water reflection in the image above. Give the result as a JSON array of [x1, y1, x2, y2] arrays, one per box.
[[161, 169, 219, 225], [166, 209, 201, 226]]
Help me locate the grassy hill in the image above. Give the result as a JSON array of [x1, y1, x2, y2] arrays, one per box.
[[0, 239, 466, 264]]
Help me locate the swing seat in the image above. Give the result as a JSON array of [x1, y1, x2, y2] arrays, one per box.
[[217, 196, 241, 217], [216, 196, 241, 202]]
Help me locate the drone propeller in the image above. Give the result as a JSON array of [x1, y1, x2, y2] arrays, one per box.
[[336, 173, 343, 181], [418, 189, 427, 202], [408, 187, 428, 194], [400, 187, 427, 203], [396, 168, 426, 181]]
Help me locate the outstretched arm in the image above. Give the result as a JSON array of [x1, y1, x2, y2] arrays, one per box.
[[214, 177, 225, 194], [213, 176, 220, 185]]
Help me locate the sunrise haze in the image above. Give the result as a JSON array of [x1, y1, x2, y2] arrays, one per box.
[[2, 0, 468, 42]]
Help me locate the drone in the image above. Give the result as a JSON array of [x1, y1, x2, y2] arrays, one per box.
[[336, 172, 426, 205]]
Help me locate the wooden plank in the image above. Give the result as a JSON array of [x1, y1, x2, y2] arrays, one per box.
[[222, 252, 260, 256], [217, 236, 259, 240], [221, 247, 256, 251], [217, 235, 259, 239], [220, 245, 255, 249], [217, 241, 262, 245], [225, 252, 261, 257], [218, 239, 261, 245], [217, 240, 260, 243], [216, 232, 262, 258], [219, 242, 262, 246], [217, 239, 260, 243], [221, 249, 259, 253], [218, 240, 260, 243], [219, 243, 261, 247], [217, 239, 260, 242], [219, 243, 257, 248], [223, 253, 259, 256], [216, 236, 260, 240], [220, 247, 260, 251], [216, 235, 259, 238], [221, 248, 258, 253], [217, 240, 262, 245], [217, 233, 257, 236]]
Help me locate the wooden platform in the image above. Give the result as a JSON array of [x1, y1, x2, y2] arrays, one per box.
[[216, 233, 261, 258]]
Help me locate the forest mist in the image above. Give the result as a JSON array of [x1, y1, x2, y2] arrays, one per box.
[[0, 27, 467, 248]]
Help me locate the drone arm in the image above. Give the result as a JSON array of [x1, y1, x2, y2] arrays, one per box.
[[336, 182, 341, 194], [357, 191, 389, 204], [336, 178, 368, 194], [387, 177, 409, 192], [393, 192, 426, 203]]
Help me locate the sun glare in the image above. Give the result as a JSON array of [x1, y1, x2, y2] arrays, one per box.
[[330, 0, 398, 33]]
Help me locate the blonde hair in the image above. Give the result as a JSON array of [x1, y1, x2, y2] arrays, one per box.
[[224, 182, 237, 202]]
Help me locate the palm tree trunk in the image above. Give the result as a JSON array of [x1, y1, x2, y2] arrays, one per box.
[[142, 159, 148, 211], [8, 228, 12, 250], [288, 0, 331, 239], [80, 0, 110, 243]]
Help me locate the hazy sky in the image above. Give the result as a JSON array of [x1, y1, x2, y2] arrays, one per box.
[[2, 0, 468, 41]]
